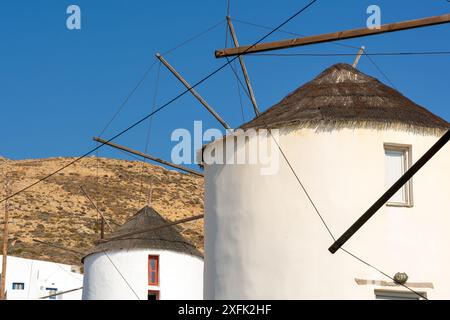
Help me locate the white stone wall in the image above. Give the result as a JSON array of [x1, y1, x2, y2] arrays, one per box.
[[0, 255, 83, 300], [204, 127, 450, 299], [82, 249, 203, 300]]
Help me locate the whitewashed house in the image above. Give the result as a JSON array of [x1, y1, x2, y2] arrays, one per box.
[[202, 63, 450, 300], [82, 206, 204, 300], [0, 255, 83, 300]]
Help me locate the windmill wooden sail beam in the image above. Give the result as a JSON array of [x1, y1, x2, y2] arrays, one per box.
[[93, 137, 204, 177], [329, 129, 450, 254], [156, 53, 231, 129], [32, 239, 84, 257], [39, 287, 83, 300], [226, 16, 260, 116], [215, 13, 450, 58]]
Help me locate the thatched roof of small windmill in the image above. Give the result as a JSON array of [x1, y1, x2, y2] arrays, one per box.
[[240, 63, 449, 133], [82, 206, 202, 262]]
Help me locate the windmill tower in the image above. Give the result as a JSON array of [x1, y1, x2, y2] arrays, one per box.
[[82, 206, 204, 300], [202, 64, 450, 299]]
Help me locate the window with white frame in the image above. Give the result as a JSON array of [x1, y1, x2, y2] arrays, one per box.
[[384, 144, 413, 207]]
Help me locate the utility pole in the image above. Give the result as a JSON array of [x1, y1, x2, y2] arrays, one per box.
[[0, 199, 8, 300], [1, 161, 10, 300]]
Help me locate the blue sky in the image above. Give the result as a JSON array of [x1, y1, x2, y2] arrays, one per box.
[[1, 0, 449, 169]]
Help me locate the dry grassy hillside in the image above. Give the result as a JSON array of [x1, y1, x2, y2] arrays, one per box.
[[0, 156, 204, 266]]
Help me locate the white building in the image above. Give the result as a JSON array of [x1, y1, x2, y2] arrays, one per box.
[[202, 63, 450, 300], [0, 255, 83, 300], [82, 206, 204, 300]]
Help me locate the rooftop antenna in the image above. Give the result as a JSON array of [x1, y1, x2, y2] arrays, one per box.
[[352, 46, 365, 68], [226, 16, 260, 116]]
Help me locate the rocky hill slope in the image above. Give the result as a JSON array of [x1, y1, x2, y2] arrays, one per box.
[[0, 156, 204, 266]]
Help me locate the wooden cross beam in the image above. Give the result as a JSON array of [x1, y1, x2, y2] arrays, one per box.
[[215, 14, 450, 58], [93, 137, 204, 177]]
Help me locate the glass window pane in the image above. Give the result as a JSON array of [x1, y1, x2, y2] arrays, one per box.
[[12, 283, 25, 290], [385, 149, 406, 203], [149, 256, 159, 285], [151, 272, 155, 284]]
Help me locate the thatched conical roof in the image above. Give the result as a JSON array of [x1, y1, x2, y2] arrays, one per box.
[[82, 206, 202, 262], [240, 63, 449, 132]]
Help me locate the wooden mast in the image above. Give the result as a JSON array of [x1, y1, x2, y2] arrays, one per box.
[[226, 16, 260, 116], [100, 218, 105, 240], [215, 14, 450, 57], [156, 53, 231, 129]]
